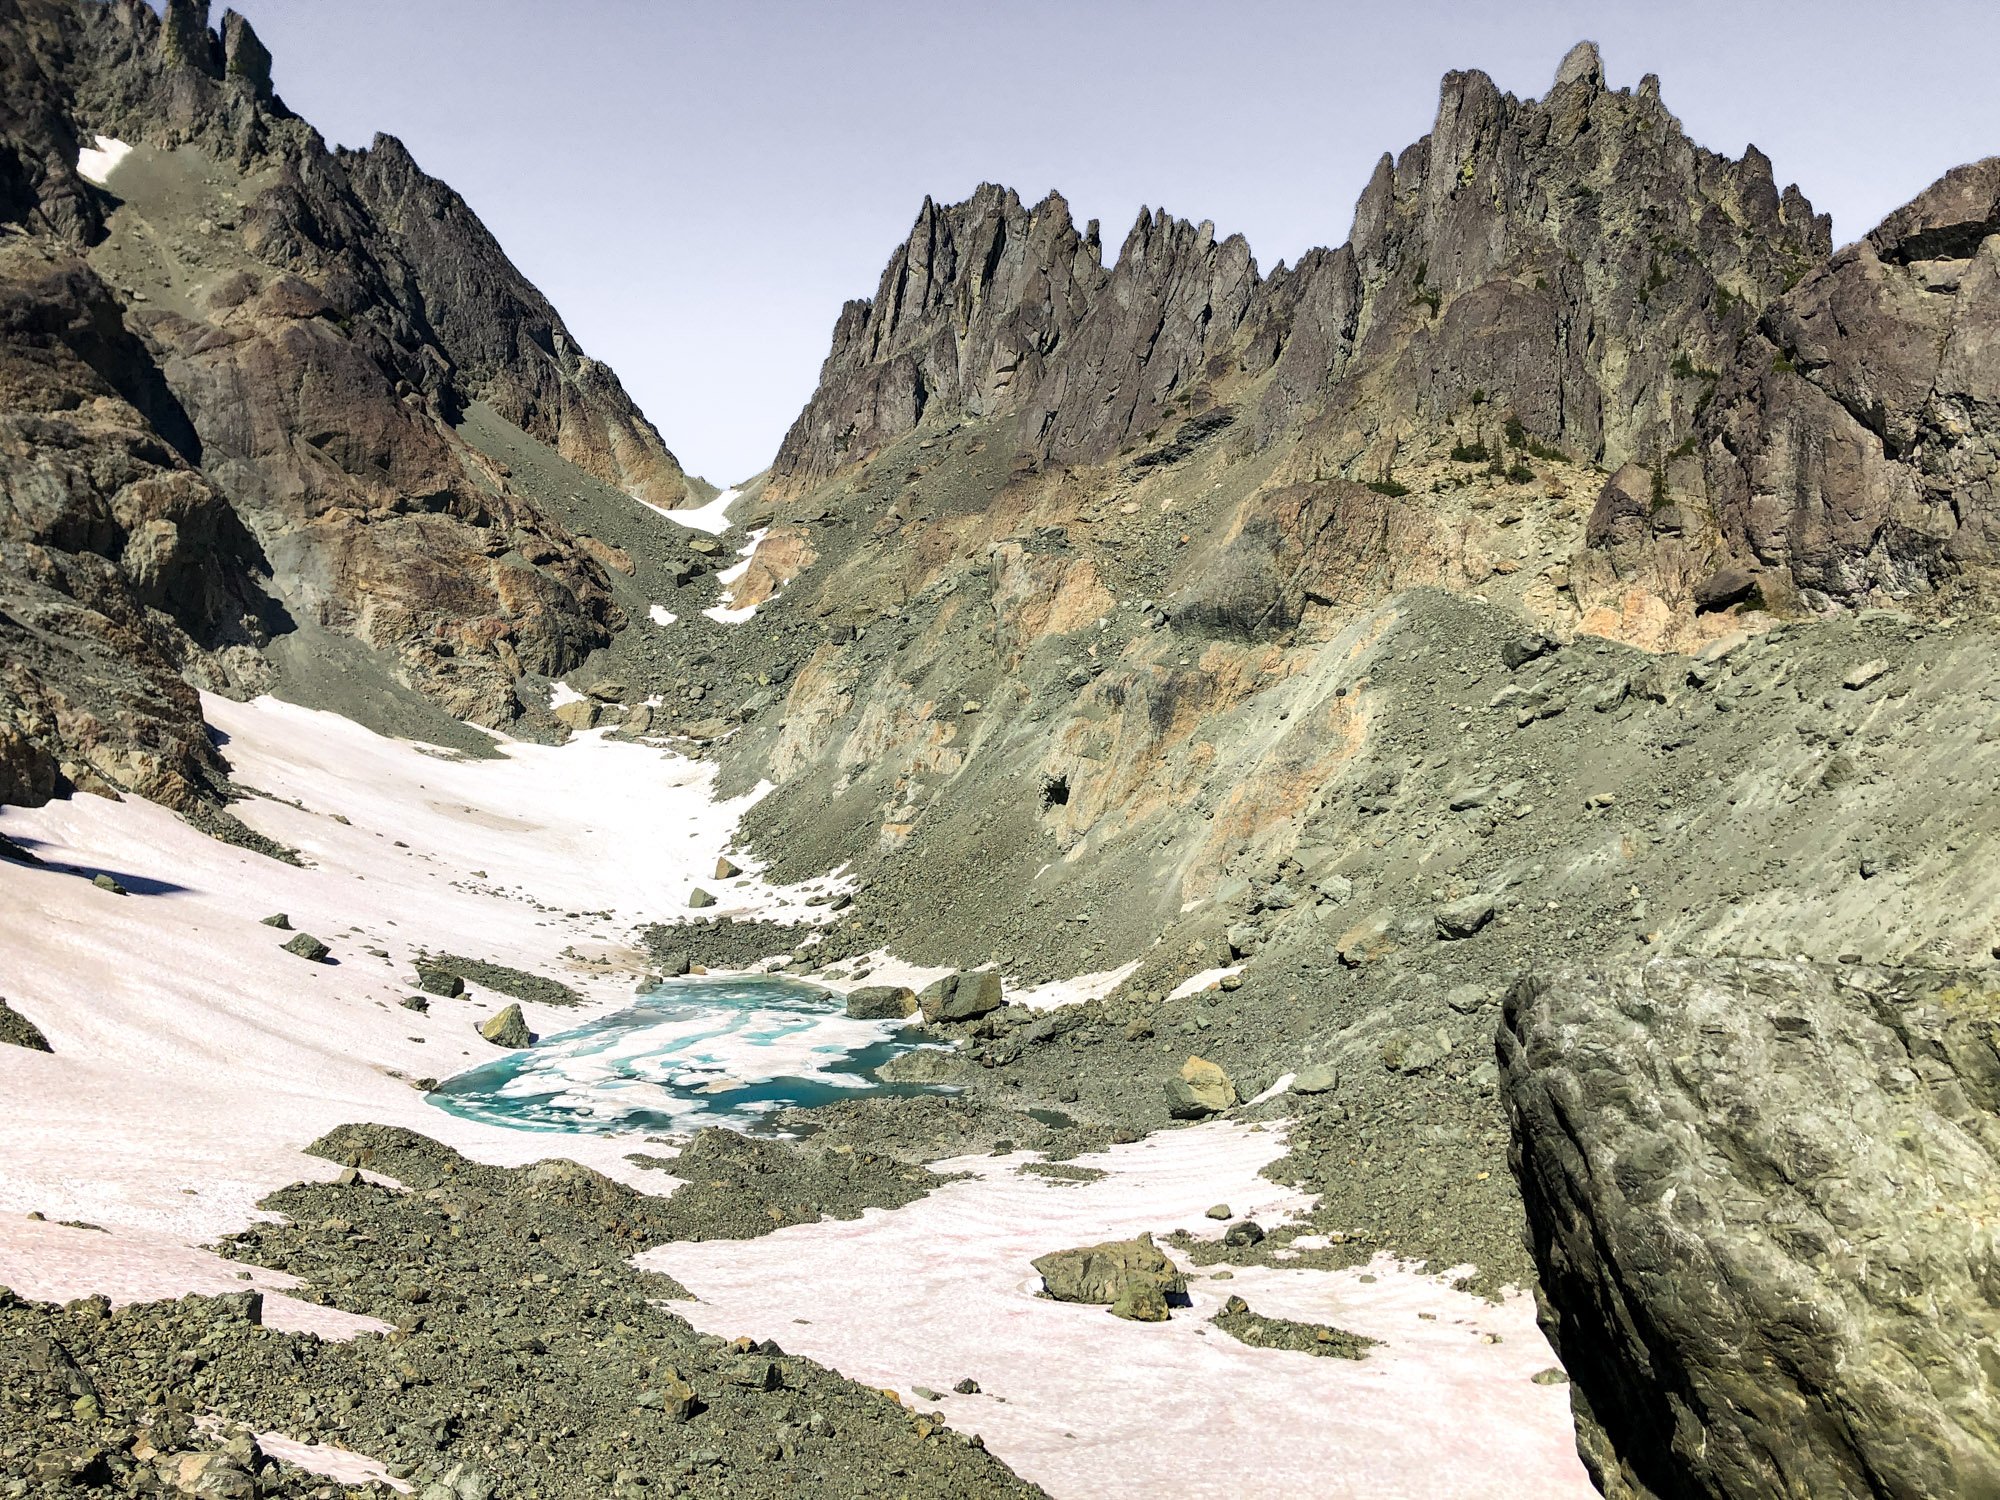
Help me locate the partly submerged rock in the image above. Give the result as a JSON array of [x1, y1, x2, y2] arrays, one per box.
[[875, 1048, 967, 1085], [0, 997, 52, 1052], [1033, 1232, 1186, 1308], [1164, 1055, 1237, 1118], [479, 1003, 534, 1049], [845, 984, 917, 1020], [1502, 958, 2000, 1500], [917, 972, 1004, 1024], [281, 932, 329, 962]]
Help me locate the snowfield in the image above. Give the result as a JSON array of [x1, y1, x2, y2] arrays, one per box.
[[0, 694, 1587, 1497]]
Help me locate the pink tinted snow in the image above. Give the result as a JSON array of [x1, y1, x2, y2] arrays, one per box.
[[0, 1217, 385, 1339], [0, 696, 1590, 1497], [254, 1433, 409, 1492], [645, 1121, 1593, 1500]]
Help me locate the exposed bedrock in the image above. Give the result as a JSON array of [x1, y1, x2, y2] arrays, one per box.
[[1500, 958, 2000, 1499], [1690, 157, 2000, 610]]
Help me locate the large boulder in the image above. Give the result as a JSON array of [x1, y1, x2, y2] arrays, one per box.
[[1500, 959, 2000, 1500], [917, 971, 1004, 1024], [1033, 1233, 1185, 1308], [479, 1003, 534, 1049], [845, 985, 916, 1020], [1164, 1055, 1238, 1118]]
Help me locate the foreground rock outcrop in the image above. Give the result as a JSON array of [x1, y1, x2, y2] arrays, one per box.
[[1501, 959, 2000, 1499]]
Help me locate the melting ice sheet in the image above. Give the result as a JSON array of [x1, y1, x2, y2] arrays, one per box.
[[427, 974, 938, 1136]]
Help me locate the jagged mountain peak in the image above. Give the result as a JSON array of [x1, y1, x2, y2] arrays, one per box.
[[774, 45, 1828, 497], [1552, 38, 1603, 90]]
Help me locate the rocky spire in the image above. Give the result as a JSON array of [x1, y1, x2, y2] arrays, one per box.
[[220, 9, 272, 98], [157, 0, 218, 76], [1552, 39, 1602, 91]]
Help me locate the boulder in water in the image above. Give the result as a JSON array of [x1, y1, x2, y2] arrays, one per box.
[[845, 984, 916, 1020]]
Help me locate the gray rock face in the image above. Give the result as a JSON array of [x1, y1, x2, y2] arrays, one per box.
[[771, 48, 1826, 499], [1501, 959, 2000, 1499], [1693, 157, 2000, 608], [771, 186, 1256, 493]]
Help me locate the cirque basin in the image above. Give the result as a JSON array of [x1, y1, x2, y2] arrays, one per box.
[[426, 973, 944, 1137]]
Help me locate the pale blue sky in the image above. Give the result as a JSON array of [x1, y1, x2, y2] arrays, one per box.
[[228, 0, 2000, 484]]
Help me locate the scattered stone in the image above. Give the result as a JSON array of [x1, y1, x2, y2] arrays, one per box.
[[399, 996, 429, 1013], [845, 985, 917, 1020], [953, 1378, 981, 1395], [1842, 659, 1890, 690], [715, 856, 742, 879], [1291, 1063, 1339, 1095], [1214, 1294, 1374, 1359], [478, 1003, 533, 1049], [1223, 1220, 1266, 1249], [1205, 1203, 1232, 1220], [90, 873, 125, 895], [1165, 1055, 1238, 1118], [425, 954, 581, 1007], [1445, 984, 1488, 1015], [1381, 1032, 1446, 1073], [281, 932, 329, 962], [259, 913, 290, 930], [552, 698, 600, 732], [687, 888, 717, 909], [1435, 895, 1496, 939]]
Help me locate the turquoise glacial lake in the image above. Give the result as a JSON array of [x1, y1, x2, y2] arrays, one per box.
[[427, 974, 939, 1137]]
